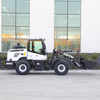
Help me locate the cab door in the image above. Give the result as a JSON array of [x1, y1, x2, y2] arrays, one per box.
[[27, 40, 47, 60]]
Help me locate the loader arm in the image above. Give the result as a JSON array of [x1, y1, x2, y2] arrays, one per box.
[[56, 50, 82, 68]]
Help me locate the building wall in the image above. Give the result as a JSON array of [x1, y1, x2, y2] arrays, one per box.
[[30, 0, 54, 52], [0, 0, 1, 52], [0, 0, 100, 53], [81, 0, 100, 53]]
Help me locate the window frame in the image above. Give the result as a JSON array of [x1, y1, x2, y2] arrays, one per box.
[[2, 0, 30, 51], [27, 40, 45, 55], [54, 0, 81, 52]]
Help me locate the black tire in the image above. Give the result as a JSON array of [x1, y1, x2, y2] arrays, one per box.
[[54, 61, 69, 75], [15, 60, 30, 75]]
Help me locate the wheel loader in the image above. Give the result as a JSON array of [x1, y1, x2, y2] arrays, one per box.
[[4, 38, 96, 75]]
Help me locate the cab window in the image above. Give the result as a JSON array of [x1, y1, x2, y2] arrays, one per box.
[[28, 40, 43, 54], [33, 41, 43, 54], [28, 40, 32, 52]]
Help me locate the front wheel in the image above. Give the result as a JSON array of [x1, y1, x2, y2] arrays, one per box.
[[54, 61, 69, 75], [15, 60, 30, 75]]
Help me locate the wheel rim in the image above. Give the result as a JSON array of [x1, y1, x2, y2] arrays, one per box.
[[58, 64, 66, 72], [19, 64, 27, 72]]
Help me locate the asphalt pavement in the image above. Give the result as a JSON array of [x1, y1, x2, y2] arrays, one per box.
[[0, 70, 100, 100]]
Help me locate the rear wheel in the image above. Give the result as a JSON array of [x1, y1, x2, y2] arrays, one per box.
[[54, 61, 69, 75], [15, 60, 30, 75]]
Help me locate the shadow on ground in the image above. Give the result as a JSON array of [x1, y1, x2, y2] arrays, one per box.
[[5, 70, 96, 76]]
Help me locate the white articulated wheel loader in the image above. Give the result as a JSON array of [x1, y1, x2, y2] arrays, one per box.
[[5, 38, 96, 75]]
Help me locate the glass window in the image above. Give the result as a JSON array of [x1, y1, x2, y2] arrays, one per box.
[[54, 28, 67, 39], [27, 40, 43, 54], [2, 27, 15, 39], [55, 15, 67, 27], [2, 39, 14, 51], [19, 39, 28, 48], [2, 38, 18, 51], [2, 0, 15, 12], [55, 0, 67, 2], [2, 39, 28, 51], [2, 0, 30, 51], [34, 41, 43, 54], [67, 40, 80, 51], [54, 39, 67, 50], [68, 2, 81, 14], [69, 0, 81, 1], [16, 14, 29, 26], [54, 0, 81, 52], [55, 2, 67, 14], [16, 27, 29, 39], [68, 15, 80, 27], [16, 0, 29, 13], [2, 14, 15, 26], [68, 28, 80, 39]]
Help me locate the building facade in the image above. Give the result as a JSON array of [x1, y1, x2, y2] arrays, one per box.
[[0, 0, 100, 53]]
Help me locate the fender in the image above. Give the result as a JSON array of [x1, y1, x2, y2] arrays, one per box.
[[52, 57, 74, 69], [18, 57, 27, 61], [52, 58, 60, 66]]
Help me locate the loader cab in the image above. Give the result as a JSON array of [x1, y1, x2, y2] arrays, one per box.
[[27, 39, 46, 55]]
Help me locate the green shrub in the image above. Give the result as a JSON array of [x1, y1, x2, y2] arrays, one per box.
[[0, 52, 99, 62], [0, 53, 7, 60], [80, 53, 99, 61], [47, 53, 99, 61], [47, 54, 52, 60], [98, 66, 100, 69]]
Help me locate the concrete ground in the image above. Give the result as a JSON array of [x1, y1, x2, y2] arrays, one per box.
[[0, 70, 100, 100]]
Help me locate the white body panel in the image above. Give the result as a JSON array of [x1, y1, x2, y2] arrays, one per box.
[[7, 49, 47, 61], [27, 51, 47, 60], [7, 49, 27, 61]]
